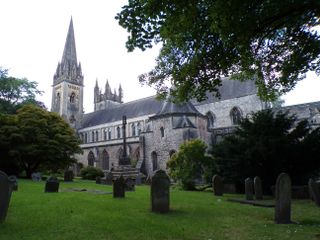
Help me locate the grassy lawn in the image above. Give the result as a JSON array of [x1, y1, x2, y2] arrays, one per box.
[[0, 179, 319, 240]]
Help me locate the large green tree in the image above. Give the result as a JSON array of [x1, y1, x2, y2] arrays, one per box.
[[0, 105, 82, 177], [0, 68, 44, 114], [116, 1, 320, 102], [211, 109, 320, 190]]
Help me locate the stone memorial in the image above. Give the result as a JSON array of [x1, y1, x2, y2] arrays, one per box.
[[8, 175, 18, 191], [113, 175, 125, 198], [45, 176, 60, 193], [151, 170, 170, 213], [308, 179, 320, 207], [64, 170, 74, 182], [245, 177, 254, 200], [275, 173, 291, 224], [212, 175, 223, 196], [254, 176, 263, 200], [0, 171, 10, 223], [31, 172, 41, 182]]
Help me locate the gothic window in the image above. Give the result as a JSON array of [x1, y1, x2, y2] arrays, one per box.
[[88, 151, 95, 166], [108, 129, 112, 140], [118, 148, 123, 161], [117, 126, 121, 139], [230, 107, 242, 125], [160, 127, 164, 138], [131, 123, 136, 136], [206, 111, 215, 129], [91, 131, 95, 142], [137, 122, 142, 135], [102, 150, 109, 170], [70, 92, 76, 103], [151, 151, 158, 171], [95, 131, 99, 142], [104, 129, 107, 140], [84, 133, 87, 143]]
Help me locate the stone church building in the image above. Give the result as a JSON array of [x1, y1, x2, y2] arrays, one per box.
[[51, 19, 320, 176]]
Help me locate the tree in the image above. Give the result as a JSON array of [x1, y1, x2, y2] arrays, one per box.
[[0, 105, 82, 177], [0, 67, 44, 114], [211, 109, 320, 190], [116, 1, 320, 102], [167, 139, 212, 190]]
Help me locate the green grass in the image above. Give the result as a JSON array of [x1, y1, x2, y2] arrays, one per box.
[[0, 179, 319, 240]]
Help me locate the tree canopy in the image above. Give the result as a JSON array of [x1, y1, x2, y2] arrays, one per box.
[[0, 105, 82, 177], [0, 68, 44, 114], [116, 0, 320, 102], [211, 109, 320, 189]]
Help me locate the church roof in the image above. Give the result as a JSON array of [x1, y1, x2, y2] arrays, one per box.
[[153, 99, 202, 118], [81, 96, 163, 128], [192, 78, 257, 105]]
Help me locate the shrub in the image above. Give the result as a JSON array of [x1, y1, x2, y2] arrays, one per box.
[[80, 166, 104, 180]]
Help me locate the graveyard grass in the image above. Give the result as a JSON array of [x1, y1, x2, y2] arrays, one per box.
[[0, 180, 319, 240]]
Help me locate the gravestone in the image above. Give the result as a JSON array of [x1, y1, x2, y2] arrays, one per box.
[[245, 178, 254, 200], [113, 175, 125, 198], [308, 179, 320, 207], [212, 175, 223, 196], [125, 178, 135, 191], [31, 172, 41, 182], [8, 175, 18, 191], [96, 176, 101, 184], [275, 173, 291, 224], [135, 173, 146, 185], [0, 171, 10, 223], [45, 176, 60, 193], [105, 172, 113, 185], [151, 170, 170, 213], [254, 176, 263, 200], [64, 170, 74, 182]]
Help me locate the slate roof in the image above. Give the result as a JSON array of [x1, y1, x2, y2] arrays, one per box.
[[153, 100, 202, 118], [192, 78, 257, 106]]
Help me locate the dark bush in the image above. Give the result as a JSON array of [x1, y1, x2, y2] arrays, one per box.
[[80, 166, 104, 180]]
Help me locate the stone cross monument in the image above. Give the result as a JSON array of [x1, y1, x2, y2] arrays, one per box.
[[119, 116, 130, 165]]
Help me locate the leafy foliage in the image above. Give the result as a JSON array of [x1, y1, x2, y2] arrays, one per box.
[[0, 105, 82, 177], [0, 67, 44, 114], [167, 139, 213, 190], [116, 1, 320, 102], [212, 109, 320, 189], [80, 166, 104, 180]]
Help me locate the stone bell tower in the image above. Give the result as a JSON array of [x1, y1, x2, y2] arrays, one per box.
[[51, 17, 84, 128]]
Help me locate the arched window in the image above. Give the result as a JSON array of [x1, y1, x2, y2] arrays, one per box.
[[70, 92, 75, 103], [117, 126, 121, 139], [95, 131, 99, 142], [118, 148, 123, 162], [160, 127, 164, 138], [151, 151, 158, 171], [230, 107, 242, 125], [84, 133, 87, 143], [104, 129, 107, 140], [137, 122, 142, 135], [88, 151, 95, 166], [131, 123, 136, 136], [108, 129, 112, 140], [102, 150, 109, 170], [206, 111, 215, 129], [91, 131, 95, 142]]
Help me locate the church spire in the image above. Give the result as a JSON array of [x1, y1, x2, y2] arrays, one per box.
[[61, 17, 77, 65]]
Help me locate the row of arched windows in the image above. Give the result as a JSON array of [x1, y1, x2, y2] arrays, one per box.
[[206, 106, 243, 129]]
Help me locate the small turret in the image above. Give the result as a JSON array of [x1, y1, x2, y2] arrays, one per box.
[[94, 79, 100, 103], [118, 84, 123, 103]]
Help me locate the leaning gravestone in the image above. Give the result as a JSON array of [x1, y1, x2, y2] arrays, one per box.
[[8, 175, 18, 192], [113, 175, 125, 198], [151, 170, 170, 213], [254, 176, 263, 200], [245, 178, 254, 200], [275, 173, 291, 224], [0, 171, 11, 223], [212, 175, 223, 196], [64, 170, 74, 182], [308, 178, 320, 207], [45, 176, 60, 193]]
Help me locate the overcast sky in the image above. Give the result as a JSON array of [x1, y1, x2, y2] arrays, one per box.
[[0, 0, 319, 113]]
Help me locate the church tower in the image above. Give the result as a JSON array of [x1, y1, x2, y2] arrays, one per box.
[[51, 17, 84, 128]]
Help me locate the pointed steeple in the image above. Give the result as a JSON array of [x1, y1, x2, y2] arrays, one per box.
[[118, 84, 123, 103], [61, 17, 77, 65]]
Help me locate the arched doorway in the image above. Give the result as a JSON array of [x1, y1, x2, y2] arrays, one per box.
[[151, 151, 158, 171]]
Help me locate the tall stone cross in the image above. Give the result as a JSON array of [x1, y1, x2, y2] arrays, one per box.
[[119, 115, 130, 165]]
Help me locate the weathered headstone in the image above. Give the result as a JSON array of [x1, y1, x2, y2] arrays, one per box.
[[135, 173, 146, 185], [64, 170, 74, 182], [245, 178, 254, 200], [31, 172, 41, 182], [0, 171, 10, 223], [254, 176, 263, 200], [8, 175, 18, 191], [45, 176, 60, 193], [105, 171, 113, 185], [275, 173, 291, 224], [113, 175, 125, 198], [151, 170, 170, 213], [212, 175, 223, 196], [125, 178, 135, 191], [308, 179, 320, 207]]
